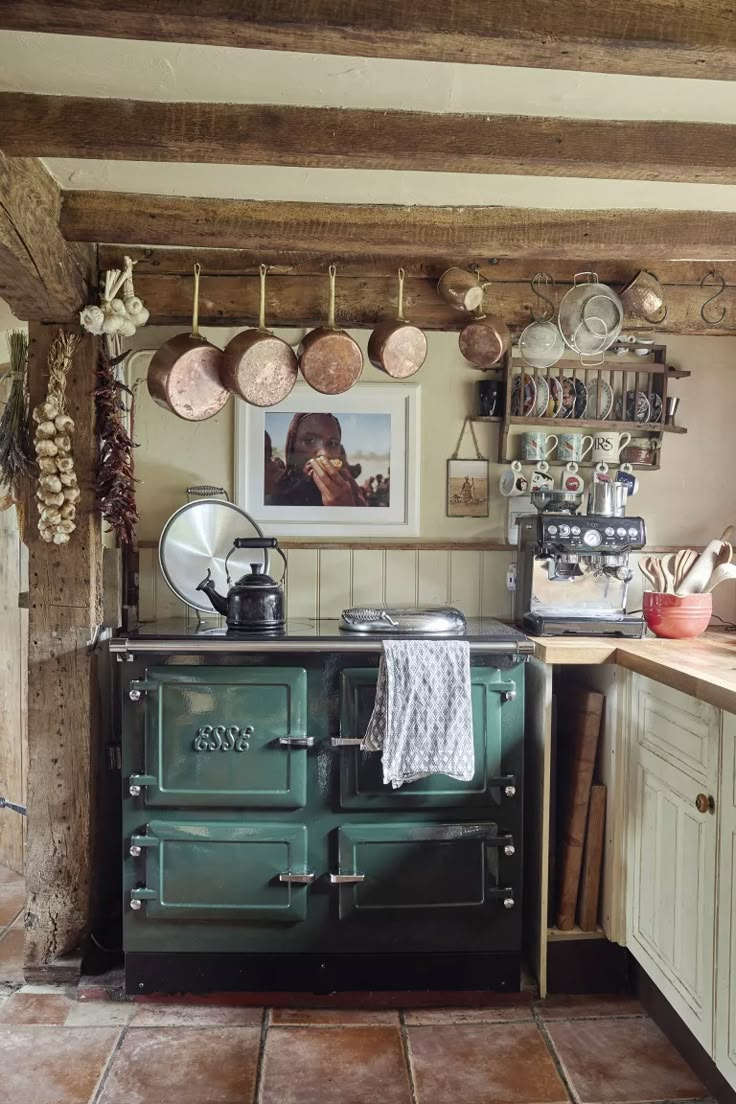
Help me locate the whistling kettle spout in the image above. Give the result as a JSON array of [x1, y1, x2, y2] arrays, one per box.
[[196, 569, 229, 615]]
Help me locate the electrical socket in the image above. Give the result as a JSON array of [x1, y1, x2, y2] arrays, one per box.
[[506, 562, 517, 592]]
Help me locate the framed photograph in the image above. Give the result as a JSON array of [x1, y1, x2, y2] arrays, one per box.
[[446, 458, 489, 518], [235, 383, 420, 536]]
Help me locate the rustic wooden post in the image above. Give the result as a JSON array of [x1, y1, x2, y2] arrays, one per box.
[[22, 323, 103, 980]]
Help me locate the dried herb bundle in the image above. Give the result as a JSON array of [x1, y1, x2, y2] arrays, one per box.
[[95, 346, 139, 543], [0, 330, 35, 498]]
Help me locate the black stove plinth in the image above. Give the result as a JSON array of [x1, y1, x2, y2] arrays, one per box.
[[523, 613, 646, 638]]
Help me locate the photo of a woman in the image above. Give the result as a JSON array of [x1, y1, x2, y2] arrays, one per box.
[[265, 412, 391, 508]]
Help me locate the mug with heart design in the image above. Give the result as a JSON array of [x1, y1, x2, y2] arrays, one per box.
[[557, 432, 593, 463], [521, 430, 558, 462], [499, 460, 529, 498], [591, 431, 631, 464]]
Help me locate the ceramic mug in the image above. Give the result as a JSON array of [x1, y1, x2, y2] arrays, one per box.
[[521, 431, 558, 462], [499, 460, 529, 498], [557, 432, 593, 463], [620, 437, 661, 466], [561, 462, 585, 494], [530, 460, 554, 491], [591, 431, 631, 464], [477, 379, 505, 417]]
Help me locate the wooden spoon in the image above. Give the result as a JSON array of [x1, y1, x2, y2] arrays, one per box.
[[704, 562, 736, 593], [673, 549, 698, 591], [677, 539, 727, 595], [639, 559, 659, 591]]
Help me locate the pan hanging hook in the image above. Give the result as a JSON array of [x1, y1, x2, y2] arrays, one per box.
[[530, 272, 556, 323], [700, 269, 727, 327]]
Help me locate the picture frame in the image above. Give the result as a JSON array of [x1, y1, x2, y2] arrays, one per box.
[[235, 382, 420, 537], [446, 458, 490, 518]]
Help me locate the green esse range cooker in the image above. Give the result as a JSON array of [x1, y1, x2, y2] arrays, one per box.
[[114, 621, 531, 994]]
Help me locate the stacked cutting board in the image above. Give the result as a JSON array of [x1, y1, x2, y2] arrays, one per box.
[[555, 687, 606, 931]]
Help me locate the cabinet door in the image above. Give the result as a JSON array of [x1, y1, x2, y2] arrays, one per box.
[[129, 666, 308, 808], [129, 820, 310, 922], [627, 676, 719, 1052], [337, 667, 522, 809], [716, 712, 736, 1092]]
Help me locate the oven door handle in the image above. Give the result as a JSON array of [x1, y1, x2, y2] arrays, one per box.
[[329, 871, 366, 884], [278, 736, 315, 748], [278, 870, 316, 884]]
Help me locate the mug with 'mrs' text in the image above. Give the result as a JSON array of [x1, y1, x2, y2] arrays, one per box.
[[591, 431, 631, 464]]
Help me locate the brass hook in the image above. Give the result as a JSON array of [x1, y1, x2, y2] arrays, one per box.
[[530, 272, 556, 323], [700, 269, 727, 327]]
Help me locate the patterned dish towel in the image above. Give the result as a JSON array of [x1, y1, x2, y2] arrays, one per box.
[[361, 639, 475, 788]]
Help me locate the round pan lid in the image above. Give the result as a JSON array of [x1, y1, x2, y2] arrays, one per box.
[[159, 499, 269, 613]]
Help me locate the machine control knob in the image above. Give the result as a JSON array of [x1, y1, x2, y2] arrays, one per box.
[[604, 526, 615, 537], [129, 844, 142, 857], [547, 525, 558, 536], [503, 897, 515, 909], [583, 529, 603, 548], [504, 844, 516, 857], [130, 898, 142, 911], [571, 526, 581, 535], [504, 785, 517, 798], [628, 527, 639, 538], [616, 527, 627, 537], [558, 524, 571, 537]]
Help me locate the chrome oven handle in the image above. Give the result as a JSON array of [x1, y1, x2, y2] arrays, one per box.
[[329, 872, 366, 884]]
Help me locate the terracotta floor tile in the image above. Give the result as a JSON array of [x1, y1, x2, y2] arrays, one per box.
[[129, 1001, 264, 1026], [261, 1025, 412, 1104], [0, 885, 25, 927], [0, 1026, 119, 1104], [0, 990, 73, 1024], [536, 994, 644, 1021], [405, 1006, 534, 1025], [272, 1008, 399, 1025], [65, 1001, 136, 1027], [546, 1017, 708, 1103], [409, 1022, 568, 1104], [0, 928, 25, 984], [97, 1026, 261, 1104]]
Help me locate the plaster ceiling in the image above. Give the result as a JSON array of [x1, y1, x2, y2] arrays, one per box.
[[2, 30, 736, 210]]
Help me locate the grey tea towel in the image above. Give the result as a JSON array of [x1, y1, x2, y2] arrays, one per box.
[[361, 639, 474, 788]]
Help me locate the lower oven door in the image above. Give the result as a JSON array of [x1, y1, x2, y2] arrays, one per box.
[[128, 820, 311, 922], [329, 821, 519, 952]]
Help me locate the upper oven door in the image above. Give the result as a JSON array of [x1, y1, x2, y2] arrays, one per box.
[[336, 666, 522, 810], [127, 665, 308, 808]]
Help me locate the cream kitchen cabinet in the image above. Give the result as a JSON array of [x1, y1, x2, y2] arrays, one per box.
[[625, 674, 720, 1054], [716, 711, 736, 1089]]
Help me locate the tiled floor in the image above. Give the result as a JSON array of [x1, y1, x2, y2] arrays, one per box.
[[0, 865, 714, 1104]]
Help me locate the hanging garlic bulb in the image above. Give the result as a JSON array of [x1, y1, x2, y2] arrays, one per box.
[[32, 331, 80, 544]]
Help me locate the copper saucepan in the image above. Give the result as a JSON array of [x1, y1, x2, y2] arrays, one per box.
[[437, 266, 486, 312], [298, 265, 363, 395], [147, 263, 229, 420], [221, 264, 298, 406], [458, 283, 511, 369], [368, 268, 428, 378]]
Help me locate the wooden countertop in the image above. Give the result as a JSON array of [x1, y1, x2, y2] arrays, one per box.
[[532, 630, 736, 714]]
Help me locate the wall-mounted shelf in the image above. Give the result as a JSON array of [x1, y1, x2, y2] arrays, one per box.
[[485, 344, 688, 472]]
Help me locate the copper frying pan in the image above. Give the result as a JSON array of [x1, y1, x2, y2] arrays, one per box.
[[368, 268, 428, 378], [458, 283, 511, 369], [221, 265, 298, 406], [147, 264, 229, 420], [299, 265, 363, 395]]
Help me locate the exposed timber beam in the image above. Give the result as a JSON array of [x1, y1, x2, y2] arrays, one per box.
[[0, 1, 733, 80], [0, 154, 90, 321], [132, 271, 736, 336], [62, 191, 736, 261], [3, 93, 736, 184]]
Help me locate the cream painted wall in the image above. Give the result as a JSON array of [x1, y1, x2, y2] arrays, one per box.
[[130, 328, 736, 548]]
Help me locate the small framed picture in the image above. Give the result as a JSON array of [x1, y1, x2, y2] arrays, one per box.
[[446, 458, 489, 518]]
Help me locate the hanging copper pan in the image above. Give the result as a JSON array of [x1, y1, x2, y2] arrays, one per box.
[[221, 265, 298, 406], [147, 263, 229, 420], [458, 283, 511, 369], [368, 268, 428, 378], [298, 265, 363, 394]]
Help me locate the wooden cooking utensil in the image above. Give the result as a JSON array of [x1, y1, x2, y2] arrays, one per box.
[[368, 268, 428, 379], [677, 539, 727, 595], [147, 263, 229, 421], [704, 562, 736, 592], [299, 265, 363, 395], [659, 553, 677, 594], [721, 525, 735, 543], [673, 548, 698, 592], [638, 559, 660, 590], [221, 264, 297, 406]]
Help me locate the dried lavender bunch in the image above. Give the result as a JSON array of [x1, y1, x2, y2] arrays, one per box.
[[94, 346, 139, 543], [0, 330, 35, 497]]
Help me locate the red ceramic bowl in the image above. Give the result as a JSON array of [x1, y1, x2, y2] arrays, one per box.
[[643, 592, 712, 639]]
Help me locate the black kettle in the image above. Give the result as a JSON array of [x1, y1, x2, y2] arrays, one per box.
[[197, 537, 287, 631]]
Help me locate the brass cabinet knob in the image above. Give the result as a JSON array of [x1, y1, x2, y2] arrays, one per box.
[[695, 793, 715, 814]]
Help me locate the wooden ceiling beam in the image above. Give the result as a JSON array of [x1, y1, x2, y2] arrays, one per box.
[[0, 1, 733, 80], [0, 154, 90, 321], [3, 93, 735, 184], [62, 191, 736, 261]]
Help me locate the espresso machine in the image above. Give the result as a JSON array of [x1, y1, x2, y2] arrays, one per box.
[[514, 487, 646, 636]]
